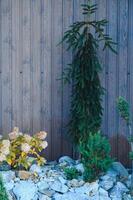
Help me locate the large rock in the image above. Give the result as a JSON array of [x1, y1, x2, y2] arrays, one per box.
[[111, 162, 129, 179], [109, 182, 129, 199], [58, 156, 75, 165], [100, 174, 115, 190], [50, 180, 68, 194], [13, 181, 38, 200]]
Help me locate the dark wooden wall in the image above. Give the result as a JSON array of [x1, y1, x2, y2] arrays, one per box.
[[0, 0, 132, 166]]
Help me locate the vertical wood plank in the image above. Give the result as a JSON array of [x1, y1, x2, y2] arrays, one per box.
[[1, 0, 12, 134], [118, 0, 129, 166], [62, 0, 73, 157], [51, 0, 63, 160], [40, 0, 52, 160], [97, 0, 107, 134], [30, 0, 41, 134], [22, 0, 31, 133], [128, 0, 133, 167], [0, 1, 2, 133], [107, 0, 118, 158], [11, 0, 21, 129]]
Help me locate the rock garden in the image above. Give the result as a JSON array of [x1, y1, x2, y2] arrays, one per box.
[[1, 156, 133, 200], [0, 1, 133, 200]]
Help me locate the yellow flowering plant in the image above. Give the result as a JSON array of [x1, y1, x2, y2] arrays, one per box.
[[0, 127, 48, 170]]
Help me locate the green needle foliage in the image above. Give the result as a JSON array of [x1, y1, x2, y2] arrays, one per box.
[[64, 167, 81, 180], [61, 0, 116, 146], [0, 175, 9, 200], [80, 132, 113, 181]]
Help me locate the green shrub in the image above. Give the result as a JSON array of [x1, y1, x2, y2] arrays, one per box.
[[64, 167, 81, 180], [60, 0, 116, 147], [0, 175, 9, 200], [79, 132, 113, 182]]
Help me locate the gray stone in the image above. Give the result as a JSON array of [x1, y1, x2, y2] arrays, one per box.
[[99, 187, 111, 200], [58, 156, 75, 165], [75, 181, 99, 197], [30, 164, 42, 174], [123, 193, 133, 200], [111, 162, 129, 179], [84, 182, 99, 197], [100, 175, 114, 190], [53, 192, 89, 200], [58, 176, 67, 185], [75, 163, 84, 173], [39, 194, 51, 200], [13, 180, 38, 200], [37, 181, 49, 193], [4, 180, 14, 191], [40, 189, 55, 197], [1, 171, 15, 183], [67, 179, 84, 188], [110, 182, 129, 199], [50, 180, 68, 194]]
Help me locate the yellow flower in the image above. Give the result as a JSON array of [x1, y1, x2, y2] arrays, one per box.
[[24, 134, 32, 142], [0, 154, 6, 162], [21, 143, 31, 153], [41, 141, 48, 149], [36, 131, 47, 140]]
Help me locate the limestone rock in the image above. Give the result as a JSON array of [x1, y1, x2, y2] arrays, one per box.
[[50, 180, 68, 194], [13, 180, 38, 200], [111, 162, 128, 179], [18, 170, 31, 180]]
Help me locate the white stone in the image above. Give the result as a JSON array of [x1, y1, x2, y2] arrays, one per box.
[[99, 187, 111, 200], [54, 192, 89, 200], [75, 163, 84, 173], [100, 175, 114, 190], [30, 164, 42, 174], [58, 156, 75, 165], [111, 162, 129, 179], [67, 179, 84, 188], [110, 182, 129, 199], [38, 194, 51, 200], [50, 180, 68, 193], [85, 181, 99, 197], [13, 181, 38, 200], [1, 171, 15, 183], [5, 180, 14, 191], [58, 176, 67, 185], [37, 181, 49, 193], [123, 193, 132, 200]]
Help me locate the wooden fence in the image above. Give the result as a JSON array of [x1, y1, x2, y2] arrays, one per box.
[[0, 0, 132, 166]]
